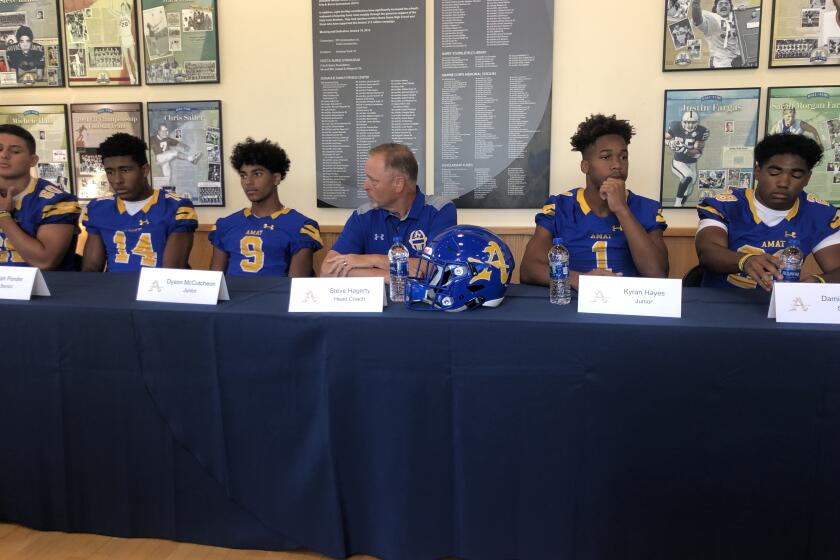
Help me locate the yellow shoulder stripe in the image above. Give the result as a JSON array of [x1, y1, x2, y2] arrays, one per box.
[[697, 204, 724, 219], [300, 224, 323, 244], [540, 203, 555, 216], [42, 201, 82, 218], [175, 207, 198, 221]]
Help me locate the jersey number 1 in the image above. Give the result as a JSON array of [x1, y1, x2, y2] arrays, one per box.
[[592, 241, 609, 270]]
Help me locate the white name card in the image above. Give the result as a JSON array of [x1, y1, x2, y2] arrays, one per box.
[[0, 266, 50, 300], [769, 282, 840, 324], [577, 276, 682, 318], [137, 268, 229, 305], [289, 277, 385, 313]]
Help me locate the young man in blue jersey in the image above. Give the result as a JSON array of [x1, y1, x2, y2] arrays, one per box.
[[321, 143, 456, 281], [0, 124, 80, 270], [81, 133, 197, 272], [696, 134, 840, 291], [520, 114, 669, 288], [209, 138, 322, 277]]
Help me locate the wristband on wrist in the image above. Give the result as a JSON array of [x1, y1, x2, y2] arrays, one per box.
[[812, 274, 826, 284], [737, 253, 753, 273]]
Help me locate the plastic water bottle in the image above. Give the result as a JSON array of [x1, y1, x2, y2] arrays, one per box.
[[388, 236, 409, 302], [779, 238, 803, 283], [548, 237, 571, 305]]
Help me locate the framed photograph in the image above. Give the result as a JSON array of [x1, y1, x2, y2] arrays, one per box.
[[70, 102, 144, 200], [62, 0, 140, 86], [769, 0, 840, 66], [660, 88, 761, 208], [146, 100, 223, 206], [766, 86, 840, 204], [140, 0, 218, 84], [663, 0, 762, 71], [0, 104, 71, 191], [0, 0, 65, 88]]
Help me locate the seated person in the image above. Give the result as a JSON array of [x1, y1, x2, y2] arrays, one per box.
[[0, 124, 80, 270], [696, 134, 840, 290], [210, 138, 322, 276], [321, 143, 456, 280], [82, 133, 198, 272], [520, 114, 669, 287]]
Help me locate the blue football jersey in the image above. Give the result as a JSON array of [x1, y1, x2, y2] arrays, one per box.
[[209, 208, 323, 276], [0, 178, 80, 268], [82, 190, 198, 272], [535, 187, 667, 276], [697, 188, 840, 289]]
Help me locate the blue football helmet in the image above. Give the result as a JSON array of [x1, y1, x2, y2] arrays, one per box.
[[406, 225, 515, 311]]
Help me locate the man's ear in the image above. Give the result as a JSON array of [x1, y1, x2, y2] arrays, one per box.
[[580, 159, 589, 175]]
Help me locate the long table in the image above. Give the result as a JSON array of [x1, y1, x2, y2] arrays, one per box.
[[2, 272, 840, 560]]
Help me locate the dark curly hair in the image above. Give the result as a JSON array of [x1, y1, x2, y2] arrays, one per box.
[[755, 134, 823, 170], [0, 124, 36, 154], [98, 133, 148, 166], [570, 114, 635, 153], [230, 137, 291, 179]]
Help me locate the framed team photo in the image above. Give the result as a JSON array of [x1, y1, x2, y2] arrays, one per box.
[[140, 0, 218, 84], [766, 86, 840, 203], [62, 0, 140, 86], [663, 0, 762, 71], [660, 88, 761, 208], [70, 102, 144, 200], [0, 104, 71, 191], [0, 0, 65, 88], [769, 0, 840, 66], [146, 100, 224, 206]]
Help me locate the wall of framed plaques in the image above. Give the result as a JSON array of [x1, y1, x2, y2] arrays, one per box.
[[0, 0, 65, 88], [62, 0, 141, 86], [140, 0, 218, 85], [5, 1, 840, 231], [769, 0, 840, 66]]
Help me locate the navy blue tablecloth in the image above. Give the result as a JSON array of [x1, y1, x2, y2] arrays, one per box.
[[1, 272, 839, 560]]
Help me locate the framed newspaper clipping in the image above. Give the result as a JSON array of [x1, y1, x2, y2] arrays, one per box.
[[140, 0, 218, 84], [62, 0, 140, 86], [769, 0, 840, 67], [766, 86, 840, 204], [661, 88, 761, 208], [146, 100, 224, 206], [0, 104, 71, 192], [663, 0, 762, 71], [70, 102, 144, 200], [0, 0, 65, 88]]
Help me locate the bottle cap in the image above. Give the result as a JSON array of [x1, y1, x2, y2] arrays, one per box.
[[552, 237, 563, 245], [788, 238, 800, 247], [392, 236, 401, 244]]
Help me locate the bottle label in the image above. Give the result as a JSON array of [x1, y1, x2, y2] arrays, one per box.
[[549, 262, 568, 280], [781, 267, 800, 283], [390, 260, 408, 277]]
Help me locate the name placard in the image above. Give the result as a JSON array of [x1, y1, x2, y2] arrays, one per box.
[[0, 266, 50, 300], [769, 282, 840, 324], [137, 268, 229, 305], [289, 277, 385, 313], [577, 276, 682, 318]]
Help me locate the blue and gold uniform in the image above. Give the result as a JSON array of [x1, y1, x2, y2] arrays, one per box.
[[82, 189, 198, 272], [0, 177, 80, 269], [535, 187, 667, 276], [209, 208, 323, 276], [697, 188, 840, 289], [332, 187, 456, 257]]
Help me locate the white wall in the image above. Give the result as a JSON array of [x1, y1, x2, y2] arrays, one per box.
[[2, 0, 833, 229]]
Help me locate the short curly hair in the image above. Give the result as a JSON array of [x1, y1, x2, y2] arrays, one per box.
[[570, 114, 635, 153], [755, 134, 823, 170], [229, 137, 290, 179], [98, 133, 148, 166]]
